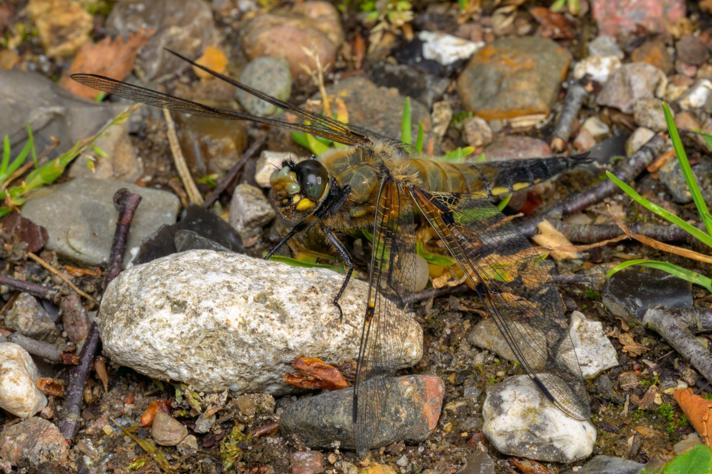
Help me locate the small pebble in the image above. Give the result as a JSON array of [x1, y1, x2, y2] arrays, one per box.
[[236, 57, 292, 117], [676, 35, 709, 66], [418, 31, 482, 66], [177, 434, 198, 456], [678, 79, 712, 111], [4, 293, 60, 342], [291, 451, 324, 474], [463, 116, 493, 148], [229, 183, 276, 246], [588, 35, 623, 59], [0, 343, 47, 418], [151, 411, 188, 446], [633, 97, 667, 131], [625, 128, 655, 156], [255, 151, 303, 188]]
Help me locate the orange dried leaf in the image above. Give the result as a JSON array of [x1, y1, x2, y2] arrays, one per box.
[[140, 399, 172, 427], [284, 356, 349, 390], [94, 355, 109, 392], [60, 29, 154, 100], [64, 265, 102, 278], [673, 388, 712, 448], [194, 46, 228, 79], [37, 377, 65, 397]]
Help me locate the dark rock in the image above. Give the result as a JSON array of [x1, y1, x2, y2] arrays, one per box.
[[280, 375, 443, 450], [457, 36, 571, 120], [236, 57, 292, 118], [596, 63, 666, 114], [676, 35, 709, 66], [21, 178, 180, 265], [591, 0, 685, 37], [322, 76, 430, 142], [602, 268, 693, 324], [134, 205, 243, 265], [0, 417, 69, 468], [239, 2, 343, 83], [107, 0, 218, 81], [575, 455, 644, 474], [0, 69, 126, 159], [631, 37, 673, 74], [174, 230, 231, 253], [369, 62, 449, 108], [4, 293, 60, 342]]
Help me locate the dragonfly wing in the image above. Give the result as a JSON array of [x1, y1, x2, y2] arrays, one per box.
[[409, 186, 590, 421], [354, 175, 419, 454]]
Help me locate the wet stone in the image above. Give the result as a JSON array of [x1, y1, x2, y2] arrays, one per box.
[[291, 451, 324, 474], [0, 343, 47, 418], [229, 183, 276, 246], [597, 63, 666, 114], [369, 62, 449, 108], [631, 37, 673, 75], [236, 57, 292, 118], [676, 35, 709, 66], [21, 178, 180, 265], [602, 268, 693, 325], [99, 250, 422, 393], [151, 411, 188, 446], [176, 114, 247, 177], [633, 98, 667, 131], [457, 36, 571, 120], [323, 76, 430, 143], [591, 0, 686, 37], [240, 2, 343, 83], [107, 0, 218, 81], [4, 293, 60, 342], [482, 375, 596, 463], [0, 417, 68, 469], [280, 375, 443, 451], [573, 455, 644, 474]]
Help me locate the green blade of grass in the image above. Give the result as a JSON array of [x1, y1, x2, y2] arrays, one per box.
[[1, 135, 10, 175], [496, 193, 512, 211], [26, 125, 37, 166], [663, 102, 712, 236], [606, 170, 712, 248], [607, 259, 712, 293], [415, 122, 424, 154], [401, 97, 412, 145]]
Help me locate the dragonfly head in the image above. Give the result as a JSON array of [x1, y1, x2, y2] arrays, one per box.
[[269, 159, 330, 222]]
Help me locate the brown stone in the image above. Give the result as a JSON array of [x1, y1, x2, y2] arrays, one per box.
[[27, 0, 92, 58], [0, 417, 69, 468], [631, 37, 673, 74]]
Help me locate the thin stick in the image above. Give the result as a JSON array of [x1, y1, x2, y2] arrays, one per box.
[[203, 134, 265, 208], [163, 107, 204, 205], [0, 274, 60, 301], [59, 189, 143, 441], [26, 252, 96, 306], [550, 76, 594, 152], [6, 333, 78, 365]]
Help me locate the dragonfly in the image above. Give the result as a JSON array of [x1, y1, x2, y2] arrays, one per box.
[[73, 49, 591, 455]]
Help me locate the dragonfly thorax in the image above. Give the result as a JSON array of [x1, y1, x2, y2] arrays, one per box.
[[270, 159, 331, 223]]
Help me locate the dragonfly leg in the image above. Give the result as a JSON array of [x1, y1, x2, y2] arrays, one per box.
[[321, 224, 353, 322], [264, 219, 316, 259]]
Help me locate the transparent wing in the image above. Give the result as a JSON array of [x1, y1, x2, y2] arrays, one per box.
[[409, 186, 590, 421], [353, 175, 416, 454], [72, 49, 406, 149]]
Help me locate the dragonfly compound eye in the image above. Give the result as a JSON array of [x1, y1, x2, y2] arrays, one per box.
[[294, 160, 328, 201]]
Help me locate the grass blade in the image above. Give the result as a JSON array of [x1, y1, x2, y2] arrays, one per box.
[[1, 135, 9, 175], [415, 122, 424, 154], [606, 170, 712, 248], [401, 97, 412, 145], [663, 102, 712, 235], [607, 259, 712, 293], [26, 125, 37, 166]]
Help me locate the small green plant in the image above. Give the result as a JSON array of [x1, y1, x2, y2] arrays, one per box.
[[550, 0, 582, 15], [641, 444, 712, 474], [0, 105, 138, 217], [360, 0, 414, 29], [606, 102, 712, 293]]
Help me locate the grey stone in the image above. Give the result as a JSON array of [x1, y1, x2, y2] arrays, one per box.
[[597, 63, 667, 114], [625, 127, 656, 156], [633, 98, 666, 131], [151, 411, 188, 446], [0, 343, 47, 418], [107, 0, 218, 81], [559, 311, 618, 379], [236, 57, 292, 117], [69, 119, 142, 182], [483, 136, 551, 161], [21, 178, 180, 265], [229, 183, 276, 246], [576, 455, 643, 474], [98, 250, 422, 393], [280, 375, 443, 451], [4, 293, 60, 342], [462, 449, 496, 474], [0, 417, 68, 468], [482, 375, 596, 463], [468, 318, 547, 370], [588, 36, 624, 59]]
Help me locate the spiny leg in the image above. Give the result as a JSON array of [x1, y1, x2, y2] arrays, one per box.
[[322, 224, 354, 321]]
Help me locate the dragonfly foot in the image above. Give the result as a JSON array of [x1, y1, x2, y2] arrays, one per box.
[[333, 300, 344, 322]]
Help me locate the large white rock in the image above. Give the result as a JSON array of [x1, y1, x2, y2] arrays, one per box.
[[0, 343, 47, 418], [560, 311, 619, 379], [99, 250, 422, 393], [483, 375, 596, 463]]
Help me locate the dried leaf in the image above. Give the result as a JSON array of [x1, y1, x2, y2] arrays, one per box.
[[140, 399, 172, 427], [673, 388, 712, 448], [533, 220, 578, 260], [283, 356, 349, 390], [60, 30, 154, 100], [194, 46, 228, 79], [63, 265, 102, 278], [617, 332, 648, 357], [509, 457, 550, 474], [37, 377, 65, 397], [94, 356, 109, 392], [0, 213, 48, 253], [528, 6, 575, 39]]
